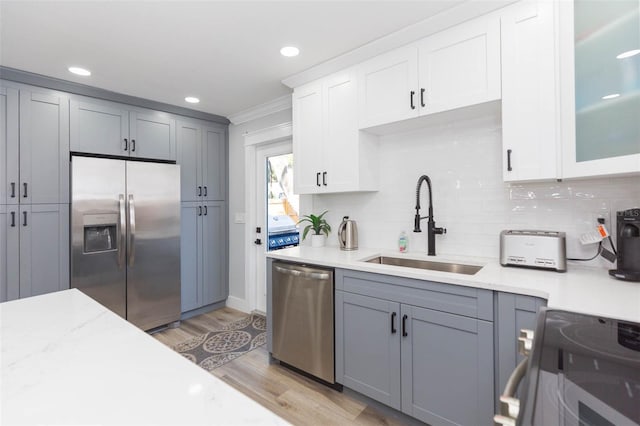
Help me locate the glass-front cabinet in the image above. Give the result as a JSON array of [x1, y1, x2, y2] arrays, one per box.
[[560, 0, 640, 178]]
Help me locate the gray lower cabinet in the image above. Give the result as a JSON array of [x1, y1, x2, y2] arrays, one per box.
[[0, 85, 70, 205], [177, 121, 227, 202], [70, 97, 176, 161], [0, 205, 9, 302], [2, 203, 69, 301], [180, 201, 227, 313], [335, 269, 495, 426]]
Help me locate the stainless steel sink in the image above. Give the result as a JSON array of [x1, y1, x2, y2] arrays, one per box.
[[365, 256, 483, 275]]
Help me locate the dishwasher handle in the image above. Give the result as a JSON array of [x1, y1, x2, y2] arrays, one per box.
[[274, 264, 331, 280]]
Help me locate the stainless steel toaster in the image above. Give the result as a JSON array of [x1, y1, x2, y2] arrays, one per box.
[[500, 230, 567, 272]]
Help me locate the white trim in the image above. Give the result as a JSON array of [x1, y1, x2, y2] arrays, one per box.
[[244, 122, 292, 147], [281, 0, 517, 89], [228, 94, 292, 125], [225, 296, 251, 314]]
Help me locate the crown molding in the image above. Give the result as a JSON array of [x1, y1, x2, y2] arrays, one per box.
[[282, 0, 516, 89], [243, 122, 292, 147], [228, 94, 292, 125]]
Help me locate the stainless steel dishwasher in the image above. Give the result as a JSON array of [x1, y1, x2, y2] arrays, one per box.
[[271, 261, 335, 384]]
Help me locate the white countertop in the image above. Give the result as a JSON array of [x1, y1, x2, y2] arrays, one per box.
[[0, 289, 288, 426], [267, 246, 640, 323]]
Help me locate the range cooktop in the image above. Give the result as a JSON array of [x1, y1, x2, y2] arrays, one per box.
[[519, 310, 640, 426]]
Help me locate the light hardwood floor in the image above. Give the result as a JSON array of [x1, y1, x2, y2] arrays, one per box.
[[154, 307, 410, 426]]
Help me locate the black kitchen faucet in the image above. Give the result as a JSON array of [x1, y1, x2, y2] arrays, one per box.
[[414, 174, 446, 256]]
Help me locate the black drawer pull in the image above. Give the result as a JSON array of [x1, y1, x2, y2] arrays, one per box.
[[204, 206, 208, 216], [131, 139, 136, 152], [391, 312, 397, 334], [402, 314, 408, 337], [204, 186, 207, 197], [10, 182, 15, 198], [198, 186, 202, 196], [316, 172, 321, 187], [322, 172, 327, 186], [23, 182, 28, 198], [421, 88, 426, 107], [23, 211, 27, 227], [10, 211, 15, 227], [410, 91, 416, 110], [198, 206, 202, 216], [507, 149, 513, 172], [124, 138, 128, 151]]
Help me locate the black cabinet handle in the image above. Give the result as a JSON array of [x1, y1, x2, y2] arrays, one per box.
[[421, 88, 426, 107], [203, 186, 207, 197], [316, 172, 321, 187], [391, 312, 397, 334], [507, 149, 513, 172], [10, 211, 15, 227], [402, 314, 408, 337], [198, 206, 202, 216], [410, 91, 416, 110], [23, 211, 27, 227], [131, 139, 136, 152], [10, 182, 15, 198], [254, 238, 262, 245], [198, 186, 202, 196], [204, 206, 208, 216], [322, 172, 327, 186], [23, 183, 28, 198], [124, 138, 128, 151]]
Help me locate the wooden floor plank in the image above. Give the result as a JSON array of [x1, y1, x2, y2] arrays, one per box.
[[154, 307, 403, 426]]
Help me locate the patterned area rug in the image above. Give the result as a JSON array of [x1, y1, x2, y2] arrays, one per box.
[[173, 313, 266, 371]]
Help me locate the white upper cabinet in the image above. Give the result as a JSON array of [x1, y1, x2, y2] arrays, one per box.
[[356, 14, 500, 130], [357, 46, 419, 129], [417, 14, 501, 115], [559, 0, 640, 178], [501, 0, 559, 182], [293, 68, 378, 195]]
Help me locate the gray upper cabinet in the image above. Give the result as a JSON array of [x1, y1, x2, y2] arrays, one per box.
[[70, 99, 128, 157], [15, 203, 69, 298], [1, 87, 19, 205], [71, 97, 176, 161], [129, 111, 176, 161], [401, 304, 494, 426], [19, 91, 70, 204], [335, 291, 402, 409], [177, 120, 226, 202]]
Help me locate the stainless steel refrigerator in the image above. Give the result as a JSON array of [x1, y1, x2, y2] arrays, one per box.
[[71, 156, 181, 331]]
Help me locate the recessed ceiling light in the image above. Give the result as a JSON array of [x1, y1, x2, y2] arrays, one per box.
[[185, 96, 200, 104], [602, 93, 620, 100], [68, 66, 91, 76], [280, 46, 300, 57], [617, 49, 640, 59]]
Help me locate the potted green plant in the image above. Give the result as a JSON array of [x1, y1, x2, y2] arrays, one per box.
[[298, 211, 331, 247]]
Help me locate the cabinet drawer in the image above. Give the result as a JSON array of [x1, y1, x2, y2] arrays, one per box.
[[336, 268, 493, 321]]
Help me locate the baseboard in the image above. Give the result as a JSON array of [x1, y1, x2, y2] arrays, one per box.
[[180, 300, 226, 320], [225, 296, 251, 313]]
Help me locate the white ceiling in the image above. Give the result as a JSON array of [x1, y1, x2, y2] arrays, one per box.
[[0, 1, 466, 118]]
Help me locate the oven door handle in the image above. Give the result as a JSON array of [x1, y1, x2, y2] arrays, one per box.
[[494, 357, 528, 425]]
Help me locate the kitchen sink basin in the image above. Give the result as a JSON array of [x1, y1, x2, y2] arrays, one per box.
[[365, 256, 483, 275]]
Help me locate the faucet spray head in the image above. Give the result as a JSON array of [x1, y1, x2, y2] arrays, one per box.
[[413, 213, 422, 233]]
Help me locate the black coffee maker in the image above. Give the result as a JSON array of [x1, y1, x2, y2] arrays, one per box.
[[609, 208, 640, 282]]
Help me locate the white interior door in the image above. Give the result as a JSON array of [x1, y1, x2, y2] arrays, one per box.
[[255, 140, 294, 313]]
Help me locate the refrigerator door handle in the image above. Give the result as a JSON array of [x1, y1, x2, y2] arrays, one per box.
[[128, 194, 136, 267], [118, 194, 126, 269]]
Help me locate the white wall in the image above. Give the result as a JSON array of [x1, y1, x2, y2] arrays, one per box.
[[312, 109, 640, 268], [227, 109, 292, 303]]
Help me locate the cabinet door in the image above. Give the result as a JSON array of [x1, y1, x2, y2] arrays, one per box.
[[177, 121, 203, 202], [129, 111, 176, 161], [20, 91, 70, 204], [0, 206, 8, 302], [201, 201, 226, 306], [19, 204, 70, 298], [1, 87, 19, 205], [418, 15, 501, 115], [180, 202, 201, 313], [202, 126, 226, 201], [559, 0, 640, 178], [323, 70, 360, 192], [501, 1, 558, 182], [2, 205, 19, 301], [357, 46, 419, 128], [292, 83, 324, 194], [335, 291, 401, 409], [401, 305, 494, 426], [70, 99, 129, 157]]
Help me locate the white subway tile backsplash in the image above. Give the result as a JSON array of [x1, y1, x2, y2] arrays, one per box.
[[310, 112, 639, 269]]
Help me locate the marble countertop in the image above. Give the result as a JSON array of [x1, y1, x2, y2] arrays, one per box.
[[267, 246, 640, 323], [0, 289, 288, 426]]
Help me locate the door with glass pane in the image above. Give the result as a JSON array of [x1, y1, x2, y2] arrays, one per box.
[[560, 0, 640, 178]]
